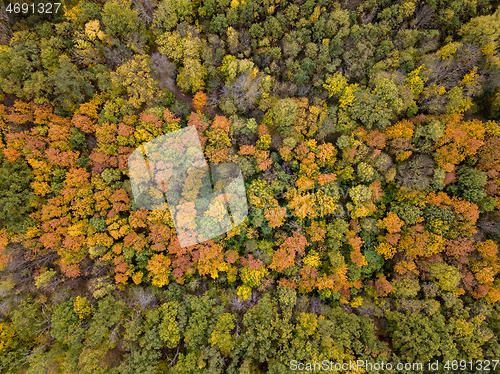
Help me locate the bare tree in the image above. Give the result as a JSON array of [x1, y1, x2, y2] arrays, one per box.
[[411, 5, 436, 29], [309, 298, 324, 314], [124, 32, 148, 55], [0, 3, 13, 45], [424, 44, 481, 90], [396, 153, 434, 190], [33, 302, 52, 338], [103, 46, 132, 69], [239, 30, 252, 51], [150, 52, 177, 89], [129, 287, 158, 309], [219, 72, 262, 113], [360, 6, 378, 25], [134, 0, 157, 25], [229, 290, 260, 312]]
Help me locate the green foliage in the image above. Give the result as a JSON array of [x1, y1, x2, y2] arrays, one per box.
[[346, 87, 394, 130], [478, 196, 497, 212], [85, 295, 125, 347], [387, 308, 494, 367], [101, 0, 141, 37], [392, 278, 420, 298], [35, 269, 56, 288], [154, 0, 193, 32], [158, 28, 206, 94], [429, 263, 460, 292], [51, 55, 94, 115], [70, 127, 87, 151], [268, 98, 298, 136], [110, 55, 157, 109], [391, 203, 422, 226], [184, 295, 214, 351], [90, 217, 107, 232], [374, 77, 404, 114], [459, 8, 500, 47], [457, 166, 487, 190], [210, 313, 235, 356], [51, 299, 81, 343], [357, 162, 376, 182], [159, 302, 181, 348], [455, 166, 488, 203], [326, 307, 388, 359], [276, 284, 297, 315], [0, 157, 36, 233], [0, 321, 24, 373], [423, 204, 455, 223], [0, 31, 43, 100], [386, 311, 451, 362], [11, 300, 40, 340]]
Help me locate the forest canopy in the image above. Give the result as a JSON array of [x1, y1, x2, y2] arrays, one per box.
[[1, 0, 500, 373]]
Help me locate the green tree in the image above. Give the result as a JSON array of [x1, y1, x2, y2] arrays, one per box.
[[159, 301, 181, 348], [0, 31, 44, 101], [454, 166, 488, 203], [0, 321, 24, 373], [268, 98, 298, 136], [184, 294, 214, 351], [158, 28, 206, 93], [101, 0, 141, 38], [84, 295, 126, 348], [50, 55, 94, 114], [386, 311, 455, 363], [153, 0, 193, 32], [110, 54, 158, 109], [210, 313, 236, 356], [51, 299, 85, 346], [459, 8, 500, 48], [0, 157, 36, 234]]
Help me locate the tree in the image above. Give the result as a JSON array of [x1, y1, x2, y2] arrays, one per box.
[[110, 55, 157, 109], [454, 166, 488, 203], [184, 294, 214, 351], [459, 8, 500, 48], [219, 71, 262, 113], [195, 240, 226, 280], [436, 116, 480, 169], [153, 0, 193, 32], [147, 253, 172, 287], [177, 56, 207, 94], [0, 320, 24, 373], [210, 313, 235, 356], [268, 98, 298, 137], [50, 55, 94, 115], [0, 31, 43, 101], [0, 157, 36, 234], [193, 91, 207, 112], [158, 301, 181, 348], [378, 212, 404, 234], [158, 28, 207, 94], [102, 0, 141, 38], [204, 115, 231, 164], [50, 299, 84, 346], [264, 205, 287, 228], [323, 72, 348, 97], [269, 231, 308, 272], [386, 311, 453, 363]]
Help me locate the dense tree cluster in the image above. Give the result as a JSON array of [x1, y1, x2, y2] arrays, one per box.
[[1, 0, 500, 372]]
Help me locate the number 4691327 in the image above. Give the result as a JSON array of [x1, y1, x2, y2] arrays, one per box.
[[6, 3, 61, 14]]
